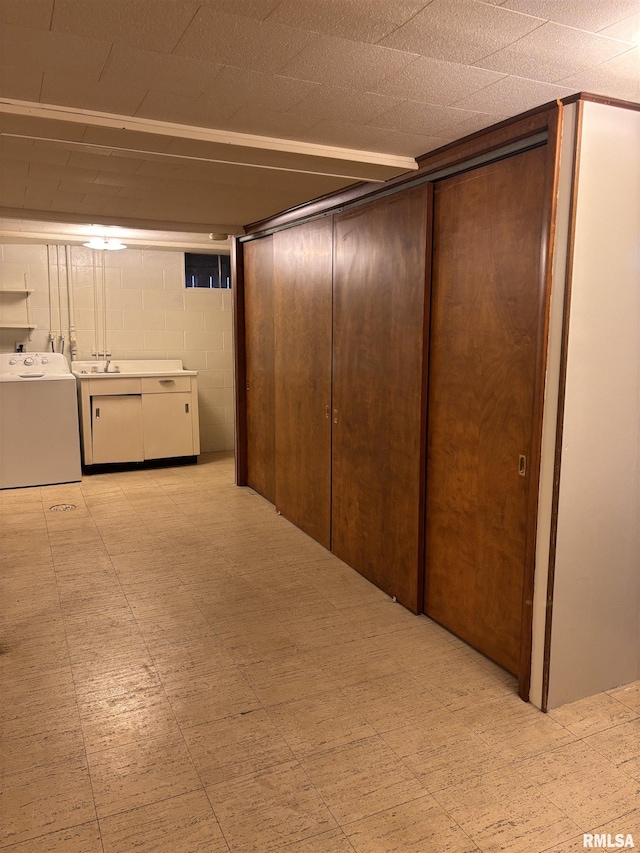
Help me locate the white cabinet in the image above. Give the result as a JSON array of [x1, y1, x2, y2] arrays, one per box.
[[141, 393, 194, 459], [91, 395, 144, 463], [76, 370, 200, 466]]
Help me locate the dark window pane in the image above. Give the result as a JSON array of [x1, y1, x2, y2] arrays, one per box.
[[184, 252, 231, 288]]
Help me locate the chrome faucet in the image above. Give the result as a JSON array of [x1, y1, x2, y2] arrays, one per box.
[[104, 359, 111, 373]]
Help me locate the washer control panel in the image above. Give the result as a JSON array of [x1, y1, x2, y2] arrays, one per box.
[[0, 352, 71, 377]]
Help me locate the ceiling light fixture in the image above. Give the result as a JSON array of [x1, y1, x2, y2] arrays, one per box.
[[83, 237, 128, 251]]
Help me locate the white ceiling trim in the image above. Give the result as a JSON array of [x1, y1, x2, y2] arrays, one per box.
[[0, 97, 418, 173], [0, 131, 390, 183]]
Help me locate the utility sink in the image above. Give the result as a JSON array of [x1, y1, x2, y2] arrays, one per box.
[[72, 359, 197, 378]]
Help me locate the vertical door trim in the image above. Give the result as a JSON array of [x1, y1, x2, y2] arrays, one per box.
[[417, 184, 434, 611], [540, 99, 585, 711], [517, 107, 565, 700], [232, 236, 248, 485]]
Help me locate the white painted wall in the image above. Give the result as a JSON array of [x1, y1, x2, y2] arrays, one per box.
[[0, 245, 235, 452], [546, 102, 640, 708]]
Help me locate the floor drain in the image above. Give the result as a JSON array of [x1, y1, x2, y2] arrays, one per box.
[[50, 504, 76, 512]]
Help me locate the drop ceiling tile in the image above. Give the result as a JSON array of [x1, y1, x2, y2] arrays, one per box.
[[598, 12, 640, 42], [451, 75, 575, 113], [66, 151, 145, 175], [0, 0, 53, 29], [93, 172, 161, 190], [199, 0, 282, 18], [135, 90, 240, 128], [217, 106, 321, 139], [57, 180, 122, 197], [369, 129, 451, 156], [558, 47, 640, 102], [288, 85, 404, 124], [204, 67, 319, 112], [371, 56, 506, 105], [40, 71, 149, 116], [442, 110, 510, 138], [368, 99, 482, 136], [99, 44, 224, 99], [0, 114, 86, 142], [294, 119, 394, 150], [173, 8, 318, 75], [27, 161, 99, 183], [0, 158, 29, 180], [379, 0, 545, 64], [0, 22, 111, 80], [0, 64, 43, 101], [476, 21, 633, 82], [279, 35, 417, 89], [5, 139, 72, 167], [80, 128, 175, 155], [500, 0, 640, 33], [51, 0, 200, 53], [264, 0, 426, 44]]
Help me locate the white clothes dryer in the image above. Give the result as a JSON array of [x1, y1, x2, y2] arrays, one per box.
[[0, 352, 82, 489]]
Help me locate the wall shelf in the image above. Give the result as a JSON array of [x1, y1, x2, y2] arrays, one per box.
[[0, 323, 38, 329], [0, 289, 34, 295], [0, 280, 35, 337]]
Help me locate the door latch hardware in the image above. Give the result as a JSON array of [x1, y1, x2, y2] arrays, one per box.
[[518, 455, 526, 476], [325, 405, 330, 419], [333, 409, 338, 424]]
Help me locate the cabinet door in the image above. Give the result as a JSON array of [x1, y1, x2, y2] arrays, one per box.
[[141, 392, 194, 459], [332, 185, 431, 613], [274, 219, 333, 548], [424, 146, 547, 676], [244, 236, 276, 502], [91, 395, 143, 463]]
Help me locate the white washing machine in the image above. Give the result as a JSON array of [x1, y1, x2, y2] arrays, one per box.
[[0, 352, 82, 489]]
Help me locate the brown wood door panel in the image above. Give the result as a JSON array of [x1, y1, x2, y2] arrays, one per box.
[[332, 185, 431, 613], [274, 220, 333, 548], [244, 235, 276, 503], [424, 145, 547, 674]]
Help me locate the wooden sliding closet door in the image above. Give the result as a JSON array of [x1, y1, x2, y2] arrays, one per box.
[[244, 236, 276, 503], [274, 220, 333, 547], [424, 146, 547, 675], [332, 185, 431, 613]]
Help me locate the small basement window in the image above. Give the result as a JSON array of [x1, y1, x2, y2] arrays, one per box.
[[185, 253, 231, 289]]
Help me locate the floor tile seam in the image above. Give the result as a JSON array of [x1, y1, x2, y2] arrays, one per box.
[[94, 784, 211, 829], [459, 722, 581, 764], [340, 789, 482, 850], [49, 563, 112, 840], [602, 691, 640, 716], [261, 693, 376, 761], [0, 818, 102, 853], [377, 724, 516, 794]]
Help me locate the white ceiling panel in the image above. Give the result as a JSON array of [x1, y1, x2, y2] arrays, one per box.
[[0, 22, 111, 79], [0, 64, 44, 101], [379, 0, 545, 64], [40, 72, 148, 116], [451, 75, 575, 113], [216, 106, 321, 139], [99, 44, 224, 100], [368, 100, 483, 137], [288, 86, 404, 124], [294, 120, 395, 150], [279, 35, 418, 89], [203, 67, 318, 113], [0, 0, 53, 29], [173, 7, 317, 75], [134, 90, 241, 128], [599, 12, 640, 42], [476, 21, 634, 82], [559, 48, 640, 102], [369, 129, 452, 156], [198, 0, 282, 20], [371, 56, 506, 105], [499, 0, 640, 33], [264, 0, 419, 43], [51, 0, 199, 53]]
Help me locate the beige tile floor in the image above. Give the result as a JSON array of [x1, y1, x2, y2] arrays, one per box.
[[1, 452, 639, 853]]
